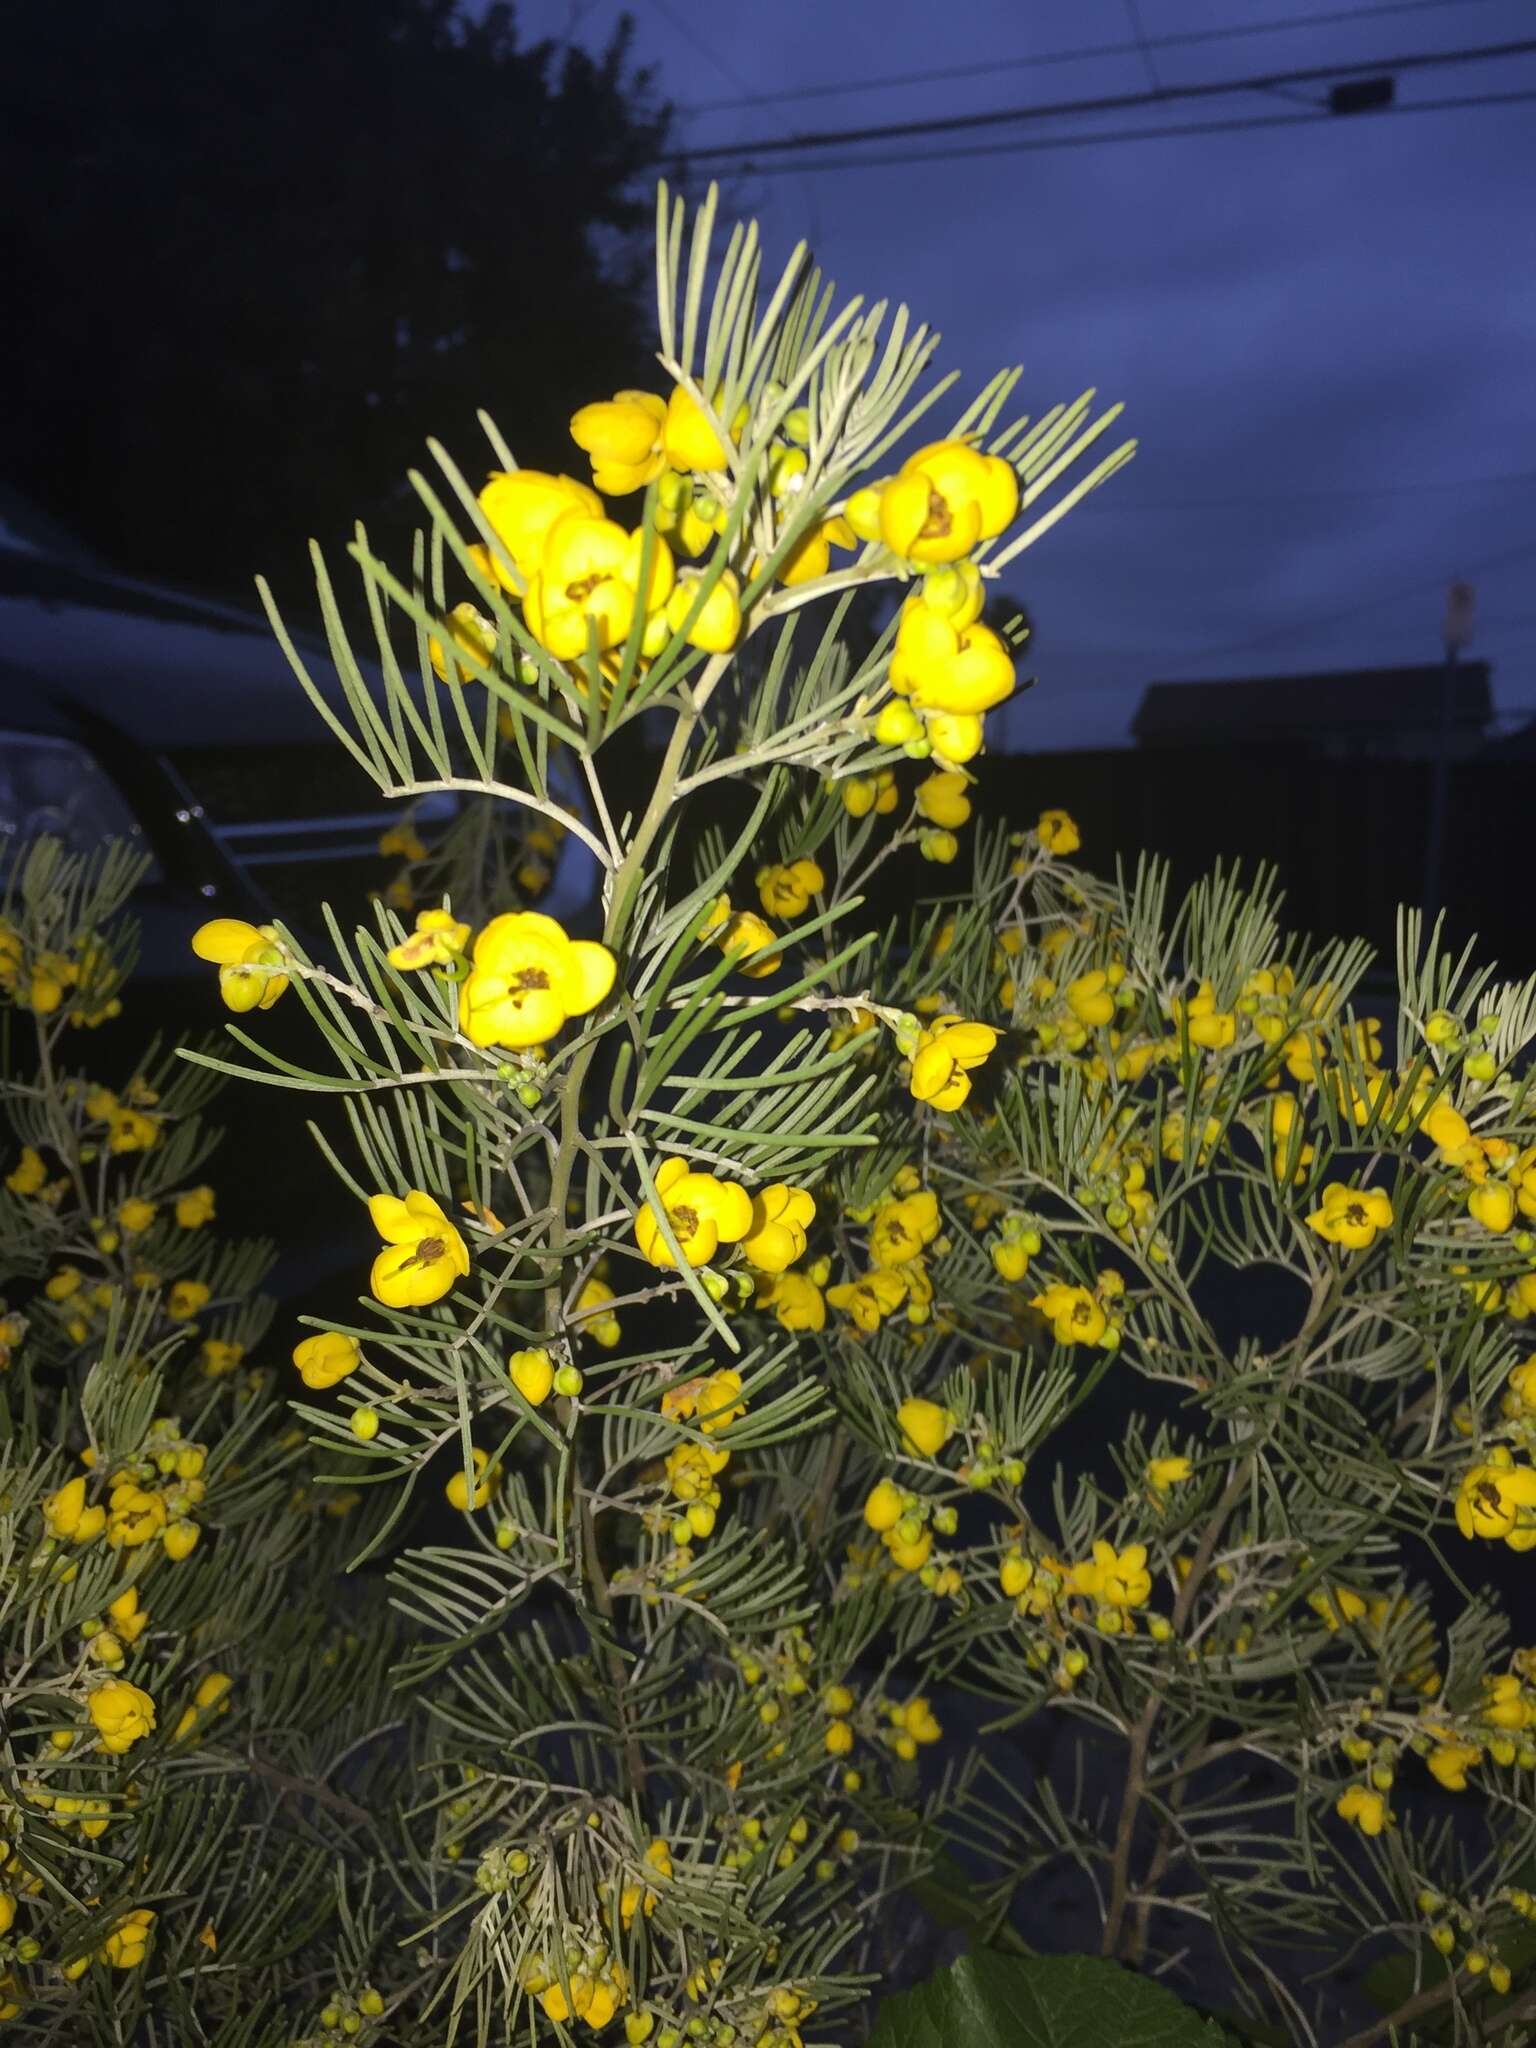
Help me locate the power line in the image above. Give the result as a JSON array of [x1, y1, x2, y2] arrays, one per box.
[[668, 35, 1536, 164], [1123, 0, 1164, 97], [1081, 469, 1536, 513], [704, 87, 1536, 178], [1168, 539, 1536, 666], [675, 0, 1492, 116]]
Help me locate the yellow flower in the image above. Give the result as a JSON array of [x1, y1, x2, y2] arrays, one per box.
[[1037, 808, 1080, 855], [42, 1475, 106, 1545], [446, 1447, 495, 1511], [570, 389, 667, 494], [899, 1695, 943, 1744], [635, 1157, 753, 1268], [427, 601, 497, 683], [293, 1330, 360, 1389], [509, 1346, 555, 1407], [897, 1398, 950, 1458], [908, 1016, 999, 1112], [1469, 1180, 1516, 1233], [524, 511, 675, 659], [826, 1266, 907, 1332], [754, 1270, 826, 1332], [1074, 1540, 1151, 1608], [1147, 1455, 1193, 1494], [116, 1195, 158, 1235], [379, 822, 427, 862], [915, 771, 972, 829], [174, 1185, 215, 1229], [191, 918, 289, 1013], [740, 1184, 816, 1273], [100, 1909, 155, 1970], [477, 469, 602, 591], [1067, 970, 1116, 1029], [841, 770, 899, 818], [1456, 1457, 1536, 1546], [662, 1368, 745, 1435], [88, 1679, 156, 1753], [875, 439, 1019, 564], [890, 595, 1016, 716], [572, 1276, 621, 1348], [756, 858, 824, 919], [863, 1479, 904, 1531], [167, 1278, 211, 1321], [388, 907, 472, 972], [368, 1190, 471, 1308], [459, 911, 616, 1049], [1336, 1784, 1388, 1835], [5, 1146, 47, 1196], [923, 710, 985, 766], [1425, 1737, 1482, 1791], [718, 911, 782, 977], [663, 384, 733, 473], [665, 568, 743, 652], [869, 1190, 940, 1267], [1422, 1098, 1472, 1154], [1031, 1282, 1108, 1347], [106, 1481, 167, 1550], [1306, 1182, 1393, 1251], [778, 513, 857, 587]]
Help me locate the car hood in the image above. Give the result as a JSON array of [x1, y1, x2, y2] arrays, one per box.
[[0, 547, 367, 746]]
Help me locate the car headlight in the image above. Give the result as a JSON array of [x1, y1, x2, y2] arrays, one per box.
[[0, 732, 159, 879]]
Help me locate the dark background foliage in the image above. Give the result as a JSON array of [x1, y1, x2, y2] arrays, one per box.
[[1, 0, 668, 594]]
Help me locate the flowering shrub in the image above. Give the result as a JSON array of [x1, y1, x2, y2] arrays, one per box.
[[0, 840, 396, 2037], [7, 185, 1536, 2043]]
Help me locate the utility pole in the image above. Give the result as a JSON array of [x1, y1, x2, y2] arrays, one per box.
[[1423, 580, 1475, 918]]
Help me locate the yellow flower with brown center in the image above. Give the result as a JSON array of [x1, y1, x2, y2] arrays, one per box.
[[863, 439, 1019, 564], [191, 918, 289, 1014], [524, 511, 674, 660], [826, 1266, 908, 1332], [635, 1157, 753, 1269], [1455, 1455, 1536, 1547], [1030, 1282, 1107, 1347], [1306, 1182, 1392, 1251], [569, 389, 667, 494], [459, 912, 616, 1050], [756, 858, 824, 919], [868, 1190, 940, 1268], [387, 907, 472, 973], [1037, 808, 1080, 855], [368, 1190, 471, 1308]]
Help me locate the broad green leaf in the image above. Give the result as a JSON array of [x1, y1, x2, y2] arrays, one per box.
[[869, 1952, 1235, 2048]]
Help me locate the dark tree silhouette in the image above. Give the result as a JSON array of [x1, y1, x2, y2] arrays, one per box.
[[2, 1, 669, 595]]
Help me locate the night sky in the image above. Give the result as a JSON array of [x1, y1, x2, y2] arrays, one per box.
[[517, 0, 1536, 750]]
